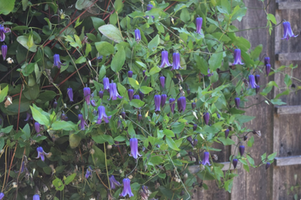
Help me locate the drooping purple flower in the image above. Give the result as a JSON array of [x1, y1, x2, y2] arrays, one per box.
[[255, 85, 260, 94], [109, 82, 122, 100], [140, 185, 151, 200], [169, 98, 175, 113], [193, 124, 197, 131], [103, 77, 110, 90], [24, 112, 31, 121], [130, 138, 141, 159], [128, 89, 134, 100], [147, 4, 153, 11], [161, 94, 167, 107], [232, 49, 244, 66], [138, 114, 142, 121], [266, 64, 271, 76], [121, 111, 126, 119], [171, 52, 182, 70], [109, 175, 121, 189], [83, 87, 91, 105], [0, 193, 4, 200], [67, 87, 74, 102], [159, 51, 171, 68], [193, 139, 198, 146], [133, 95, 140, 100], [34, 122, 40, 133], [217, 113, 221, 118], [99, 91, 104, 98], [85, 166, 92, 179], [160, 76, 165, 88], [196, 17, 203, 34], [177, 96, 186, 112], [207, 69, 214, 77], [97, 106, 111, 124], [36, 146, 49, 161], [0, 25, 11, 42], [53, 99, 57, 108], [203, 112, 210, 125], [191, 102, 196, 109], [154, 95, 161, 111], [78, 114, 87, 130], [33, 194, 40, 200], [248, 75, 257, 89], [201, 152, 211, 166], [266, 162, 271, 170], [239, 145, 245, 156], [255, 75, 260, 84], [53, 54, 63, 69], [225, 129, 230, 138], [61, 112, 68, 121], [120, 178, 134, 197], [128, 70, 133, 78], [234, 97, 240, 108], [233, 158, 238, 169], [1, 45, 7, 60], [139, 91, 145, 100], [264, 57, 270, 65], [187, 136, 193, 144], [282, 21, 298, 40], [135, 29, 141, 42]]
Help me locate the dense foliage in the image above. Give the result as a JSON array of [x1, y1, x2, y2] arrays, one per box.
[[0, 0, 295, 199]]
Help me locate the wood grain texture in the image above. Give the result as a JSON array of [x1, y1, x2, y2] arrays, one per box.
[[275, 156, 301, 166], [277, 2, 301, 10], [188, 162, 241, 174], [275, 105, 301, 115], [276, 52, 301, 61]]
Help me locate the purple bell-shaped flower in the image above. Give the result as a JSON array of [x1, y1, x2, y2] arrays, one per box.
[[160, 76, 165, 88], [203, 112, 210, 125], [78, 114, 87, 130], [36, 146, 49, 161], [171, 52, 182, 70], [67, 87, 74, 102], [109, 175, 121, 189], [266, 64, 271, 76], [239, 145, 245, 156], [120, 178, 134, 197], [282, 21, 298, 40], [233, 49, 244, 66], [196, 17, 203, 34], [135, 29, 141, 42], [233, 158, 238, 169], [0, 193, 4, 200], [99, 91, 104, 98], [154, 95, 161, 111], [34, 122, 40, 133], [130, 138, 141, 159], [128, 70, 133, 78], [103, 77, 110, 90], [201, 152, 211, 166], [109, 82, 122, 100], [85, 166, 93, 179], [234, 97, 240, 108], [177, 96, 186, 112], [248, 75, 257, 89], [161, 94, 167, 107], [0, 24, 11, 42], [146, 4, 153, 11], [1, 45, 7, 60], [128, 89, 134, 100], [225, 129, 230, 138], [169, 98, 175, 113], [53, 54, 63, 69], [159, 51, 172, 68], [83, 87, 91, 105], [97, 106, 111, 124], [264, 57, 270, 65]]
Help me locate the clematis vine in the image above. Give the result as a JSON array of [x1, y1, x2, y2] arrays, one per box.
[[233, 49, 244, 65], [33, 194, 40, 200], [83, 87, 91, 105], [282, 21, 298, 40], [169, 98, 175, 113], [201, 152, 211, 166], [161, 94, 167, 107], [103, 77, 110, 90], [36, 146, 49, 161], [159, 51, 171, 68], [97, 106, 111, 124], [196, 17, 203, 34], [78, 114, 87, 130], [0, 24, 11, 42], [120, 178, 134, 197], [109, 175, 121, 189], [67, 87, 74, 102], [248, 75, 257, 89], [130, 138, 141, 159], [235, 97, 240, 108], [135, 29, 141, 42], [160, 76, 165, 88], [146, 4, 153, 11], [53, 54, 63, 69], [239, 145, 245, 156], [34, 122, 40, 133], [177, 96, 186, 112], [85, 166, 92, 179], [109, 82, 122, 100], [154, 95, 161, 111], [171, 52, 182, 70], [1, 45, 7, 60]]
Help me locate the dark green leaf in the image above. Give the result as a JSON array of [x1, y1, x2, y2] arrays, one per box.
[[98, 24, 123, 43]]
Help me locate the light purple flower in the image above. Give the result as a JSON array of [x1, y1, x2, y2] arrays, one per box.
[[109, 175, 121, 189], [0, 25, 11, 42], [53, 54, 63, 69], [120, 178, 134, 197], [34, 122, 40, 133], [109, 82, 122, 100], [234, 97, 240, 108], [159, 51, 171, 68], [0, 192, 4, 200], [67, 87, 74, 102], [264, 57, 270, 65], [97, 106, 111, 124], [85, 166, 92, 179], [78, 114, 87, 130], [203, 112, 210, 125], [33, 194, 40, 200], [99, 91, 104, 98], [161, 94, 167, 107], [233, 49, 244, 66], [130, 138, 141, 159], [128, 70, 133, 78], [266, 64, 271, 76], [128, 89, 134, 100], [196, 17, 203, 34], [103, 77, 110, 90], [154, 95, 161, 111], [160, 76, 165, 88], [248, 75, 257, 89], [135, 29, 141, 42], [83, 87, 91, 105], [201, 152, 211, 166], [1, 45, 7, 60], [169, 98, 175, 113], [171, 53, 182, 70], [282, 21, 298, 40], [177, 96, 186, 112], [36, 146, 49, 161], [147, 4, 153, 11]]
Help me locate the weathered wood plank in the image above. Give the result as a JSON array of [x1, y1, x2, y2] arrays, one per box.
[[188, 162, 241, 174], [275, 105, 301, 115], [277, 2, 301, 10], [276, 53, 301, 61], [275, 156, 301, 166]]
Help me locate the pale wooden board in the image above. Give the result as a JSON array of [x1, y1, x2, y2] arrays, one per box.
[[275, 105, 301, 115], [277, 2, 301, 10], [275, 156, 301, 166], [276, 52, 301, 61]]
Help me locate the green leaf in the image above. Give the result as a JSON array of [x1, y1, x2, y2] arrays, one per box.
[[250, 44, 263, 59], [213, 166, 224, 180], [20, 123, 30, 140], [194, 55, 208, 75], [98, 65, 106, 80], [52, 178, 64, 191], [64, 173, 76, 185], [209, 43, 223, 71], [166, 136, 180, 151], [247, 136, 254, 147], [69, 134, 81, 149], [149, 66, 161, 75], [284, 74, 292, 88], [95, 41, 114, 56], [75, 0, 93, 10], [0, 138, 4, 150], [275, 89, 290, 99], [117, 83, 126, 96], [111, 46, 125, 72], [30, 105, 50, 126], [0, 85, 8, 103], [17, 35, 38, 52], [163, 129, 175, 137], [75, 56, 86, 64], [180, 8, 190, 23], [21, 63, 35, 76], [148, 35, 160, 51], [127, 122, 135, 137], [270, 98, 286, 105], [217, 0, 231, 14], [140, 86, 153, 94], [91, 17, 105, 30], [267, 152, 277, 161], [114, 0, 123, 13], [149, 156, 164, 165], [114, 135, 126, 142], [128, 78, 139, 90], [247, 155, 255, 167], [130, 99, 145, 108], [243, 164, 249, 172], [92, 134, 114, 145], [0, 0, 16, 15], [218, 137, 235, 145], [52, 121, 76, 131], [267, 14, 277, 24], [98, 24, 123, 43]]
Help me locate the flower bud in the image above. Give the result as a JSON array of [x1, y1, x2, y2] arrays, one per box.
[[233, 158, 238, 169], [191, 102, 196, 109], [224, 129, 229, 138], [135, 29, 141, 42], [99, 91, 104, 98], [193, 124, 197, 131], [239, 145, 245, 156], [128, 70, 133, 78], [266, 162, 271, 170]]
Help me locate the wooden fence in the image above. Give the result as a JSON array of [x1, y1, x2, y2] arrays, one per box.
[[192, 0, 301, 199]]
